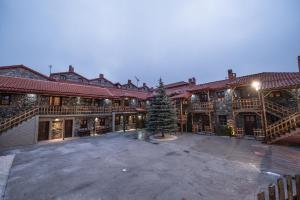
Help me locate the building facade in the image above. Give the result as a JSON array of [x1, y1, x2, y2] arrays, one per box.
[[1, 57, 300, 148]]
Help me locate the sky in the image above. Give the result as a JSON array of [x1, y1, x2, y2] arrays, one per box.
[[0, 0, 300, 87]]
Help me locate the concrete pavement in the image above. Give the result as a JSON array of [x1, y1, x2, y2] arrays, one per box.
[[2, 133, 300, 200]]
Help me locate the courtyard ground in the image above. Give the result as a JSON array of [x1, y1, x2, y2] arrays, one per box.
[[1, 132, 300, 200]]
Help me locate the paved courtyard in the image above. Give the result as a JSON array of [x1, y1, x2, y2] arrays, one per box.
[[1, 132, 300, 200]]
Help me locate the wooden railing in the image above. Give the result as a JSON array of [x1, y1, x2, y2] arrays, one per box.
[[177, 115, 187, 123], [191, 101, 213, 112], [0, 105, 140, 134], [257, 175, 300, 200], [38, 105, 138, 115], [236, 128, 244, 136], [232, 98, 261, 110], [266, 112, 300, 142], [0, 107, 39, 133], [265, 100, 296, 118], [253, 128, 264, 138]]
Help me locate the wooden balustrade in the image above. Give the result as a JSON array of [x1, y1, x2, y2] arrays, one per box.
[[191, 101, 213, 112], [38, 105, 138, 115], [257, 175, 300, 200], [266, 112, 300, 142], [265, 101, 295, 118], [253, 129, 264, 138], [0, 107, 39, 133], [236, 128, 244, 136], [232, 98, 261, 110], [0, 105, 141, 134]]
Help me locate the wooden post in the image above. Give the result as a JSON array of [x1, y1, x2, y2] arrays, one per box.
[[180, 99, 183, 134], [268, 184, 276, 200], [207, 90, 213, 131], [257, 192, 265, 200], [286, 175, 293, 200], [296, 87, 300, 112], [191, 113, 194, 133], [260, 91, 268, 141], [296, 174, 300, 200], [277, 178, 285, 200]]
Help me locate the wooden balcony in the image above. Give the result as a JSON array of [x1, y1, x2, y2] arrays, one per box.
[[191, 101, 213, 113], [38, 105, 139, 116], [232, 98, 261, 111]]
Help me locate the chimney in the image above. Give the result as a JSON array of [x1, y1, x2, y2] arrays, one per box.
[[188, 77, 196, 85], [298, 56, 300, 72], [99, 73, 104, 78], [228, 69, 236, 80], [69, 65, 74, 72], [128, 79, 132, 84]]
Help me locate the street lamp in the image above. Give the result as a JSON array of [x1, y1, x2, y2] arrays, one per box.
[[251, 81, 261, 91]]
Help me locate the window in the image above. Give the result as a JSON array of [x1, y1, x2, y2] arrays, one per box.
[[269, 91, 281, 98], [50, 96, 62, 106], [99, 118, 105, 126], [219, 115, 227, 126], [199, 93, 208, 102], [115, 116, 120, 125], [80, 119, 88, 129], [60, 75, 66, 80], [216, 91, 225, 99], [0, 94, 11, 105]]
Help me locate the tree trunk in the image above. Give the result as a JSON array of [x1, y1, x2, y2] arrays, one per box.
[[161, 131, 165, 138]]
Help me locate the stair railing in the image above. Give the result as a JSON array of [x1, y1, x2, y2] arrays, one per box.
[[266, 112, 300, 142], [0, 107, 39, 133], [265, 100, 296, 118]]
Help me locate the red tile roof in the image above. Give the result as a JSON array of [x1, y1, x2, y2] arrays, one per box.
[[0, 76, 151, 99], [229, 72, 300, 90], [170, 91, 192, 99], [164, 81, 189, 89], [189, 79, 231, 92]]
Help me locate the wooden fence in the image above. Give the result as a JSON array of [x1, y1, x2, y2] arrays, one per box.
[[257, 175, 300, 200]]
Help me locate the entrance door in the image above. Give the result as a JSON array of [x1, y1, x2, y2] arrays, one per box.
[[200, 115, 209, 131], [38, 121, 49, 141], [244, 115, 257, 135], [64, 120, 73, 138]]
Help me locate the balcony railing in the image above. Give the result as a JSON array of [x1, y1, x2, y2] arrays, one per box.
[[38, 105, 139, 116], [232, 98, 261, 111], [191, 101, 213, 112]]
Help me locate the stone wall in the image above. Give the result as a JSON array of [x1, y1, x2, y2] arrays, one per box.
[[51, 73, 89, 84], [0, 68, 48, 80], [89, 78, 115, 87], [0, 93, 38, 121]]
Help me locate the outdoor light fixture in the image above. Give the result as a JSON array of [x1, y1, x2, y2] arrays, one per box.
[[251, 81, 261, 91], [138, 115, 142, 119]]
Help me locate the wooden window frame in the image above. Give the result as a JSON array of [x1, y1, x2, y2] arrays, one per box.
[[0, 94, 11, 105]]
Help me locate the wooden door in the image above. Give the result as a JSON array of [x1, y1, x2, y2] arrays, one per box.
[[244, 115, 257, 135], [38, 121, 49, 141], [64, 120, 73, 138]]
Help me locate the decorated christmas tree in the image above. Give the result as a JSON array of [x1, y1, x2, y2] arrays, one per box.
[[146, 78, 178, 137]]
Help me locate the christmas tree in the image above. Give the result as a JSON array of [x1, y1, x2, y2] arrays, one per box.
[[146, 78, 178, 137]]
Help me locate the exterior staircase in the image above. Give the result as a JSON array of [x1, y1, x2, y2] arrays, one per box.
[[265, 100, 295, 118], [0, 107, 39, 134], [265, 112, 300, 144]]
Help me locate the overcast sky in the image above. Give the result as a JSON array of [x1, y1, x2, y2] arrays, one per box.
[[0, 0, 300, 86]]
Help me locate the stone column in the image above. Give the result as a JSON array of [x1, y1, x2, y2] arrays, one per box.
[[112, 112, 115, 132]]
